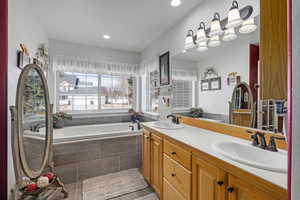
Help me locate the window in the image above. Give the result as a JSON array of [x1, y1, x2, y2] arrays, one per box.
[[147, 71, 159, 112], [172, 80, 193, 109], [57, 71, 134, 112]]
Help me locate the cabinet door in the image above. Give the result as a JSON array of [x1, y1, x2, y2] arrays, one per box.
[[150, 133, 163, 197], [142, 130, 151, 183], [192, 156, 226, 200], [227, 174, 282, 200]]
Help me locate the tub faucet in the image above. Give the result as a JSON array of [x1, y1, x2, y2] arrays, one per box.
[[167, 114, 180, 124], [30, 123, 43, 132], [135, 120, 142, 130]]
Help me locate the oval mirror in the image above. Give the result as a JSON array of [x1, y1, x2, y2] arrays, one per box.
[[16, 64, 51, 178], [230, 82, 255, 128]]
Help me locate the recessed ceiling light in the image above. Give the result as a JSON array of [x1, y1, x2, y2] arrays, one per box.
[[171, 0, 182, 7], [103, 34, 111, 39]]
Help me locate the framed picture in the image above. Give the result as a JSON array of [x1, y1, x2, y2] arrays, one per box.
[[201, 79, 210, 91], [159, 51, 170, 86], [17, 51, 31, 69], [210, 77, 222, 90]]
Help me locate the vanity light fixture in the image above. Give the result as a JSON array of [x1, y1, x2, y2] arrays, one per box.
[[197, 42, 208, 52], [226, 0, 243, 29], [209, 13, 223, 37], [171, 0, 182, 7], [208, 35, 221, 47], [239, 18, 257, 34], [196, 22, 208, 43], [184, 30, 195, 50], [223, 28, 237, 42], [103, 34, 111, 39]]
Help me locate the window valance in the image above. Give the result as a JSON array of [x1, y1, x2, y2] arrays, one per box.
[[53, 55, 139, 76]]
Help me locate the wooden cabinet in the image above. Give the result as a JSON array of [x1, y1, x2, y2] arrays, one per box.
[[192, 156, 226, 200], [142, 126, 287, 200], [164, 140, 191, 170], [150, 133, 163, 197], [227, 175, 282, 200], [142, 130, 151, 183], [164, 178, 186, 200], [260, 0, 288, 100], [142, 130, 163, 198], [164, 154, 191, 200]]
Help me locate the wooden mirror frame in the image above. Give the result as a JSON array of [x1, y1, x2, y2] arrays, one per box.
[[229, 82, 255, 128], [13, 64, 52, 179]]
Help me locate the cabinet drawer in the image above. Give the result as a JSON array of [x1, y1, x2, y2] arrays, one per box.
[[163, 154, 191, 200], [163, 178, 186, 200], [164, 139, 191, 170]]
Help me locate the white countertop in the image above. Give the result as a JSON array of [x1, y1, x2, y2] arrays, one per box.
[[143, 122, 287, 189]]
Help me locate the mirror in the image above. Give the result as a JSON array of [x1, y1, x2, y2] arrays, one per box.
[[171, 12, 286, 133], [229, 82, 254, 127], [16, 64, 51, 178], [172, 9, 287, 134]]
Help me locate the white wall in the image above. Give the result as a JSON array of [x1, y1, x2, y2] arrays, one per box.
[[141, 0, 260, 61], [197, 32, 258, 115], [8, 0, 49, 198], [292, 0, 300, 199], [50, 40, 140, 65]]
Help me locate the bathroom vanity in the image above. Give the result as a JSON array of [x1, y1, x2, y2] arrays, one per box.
[[141, 117, 287, 200]]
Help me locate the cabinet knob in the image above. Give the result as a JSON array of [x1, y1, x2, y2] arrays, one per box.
[[146, 136, 149, 139], [171, 173, 176, 177], [217, 181, 224, 186], [227, 187, 234, 193], [171, 151, 176, 155]]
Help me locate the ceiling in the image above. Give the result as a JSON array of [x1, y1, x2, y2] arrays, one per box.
[[29, 0, 203, 52]]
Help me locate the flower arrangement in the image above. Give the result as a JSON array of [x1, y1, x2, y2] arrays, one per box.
[[190, 107, 204, 118], [53, 112, 72, 129]]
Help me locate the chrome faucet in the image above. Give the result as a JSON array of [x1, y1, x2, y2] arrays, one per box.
[[267, 136, 286, 152], [166, 114, 180, 124], [30, 123, 43, 132], [247, 130, 286, 152], [247, 130, 267, 149]]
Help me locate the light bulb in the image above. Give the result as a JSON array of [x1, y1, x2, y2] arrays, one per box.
[[171, 0, 182, 7], [226, 0, 243, 29], [209, 13, 223, 37], [196, 22, 208, 43], [239, 18, 257, 34], [197, 42, 208, 52], [223, 28, 237, 41], [208, 36, 221, 47]]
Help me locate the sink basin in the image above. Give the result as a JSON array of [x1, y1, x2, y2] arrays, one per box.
[[152, 121, 185, 130], [212, 141, 287, 173]]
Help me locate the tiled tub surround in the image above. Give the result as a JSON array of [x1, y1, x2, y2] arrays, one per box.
[[53, 135, 142, 184]]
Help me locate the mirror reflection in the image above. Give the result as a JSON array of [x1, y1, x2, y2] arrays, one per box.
[[22, 68, 47, 171], [172, 14, 286, 134]]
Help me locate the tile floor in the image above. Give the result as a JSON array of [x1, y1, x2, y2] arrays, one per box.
[[55, 182, 156, 200]]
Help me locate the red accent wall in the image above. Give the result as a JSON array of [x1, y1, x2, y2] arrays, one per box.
[[0, 0, 8, 198]]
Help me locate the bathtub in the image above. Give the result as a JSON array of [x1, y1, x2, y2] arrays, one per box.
[[25, 122, 142, 144]]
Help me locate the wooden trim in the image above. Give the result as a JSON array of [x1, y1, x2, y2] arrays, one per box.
[[0, 0, 8, 198], [179, 116, 287, 150], [260, 0, 288, 100]]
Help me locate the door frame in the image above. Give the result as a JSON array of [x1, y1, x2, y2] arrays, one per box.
[[0, 0, 8, 199]]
